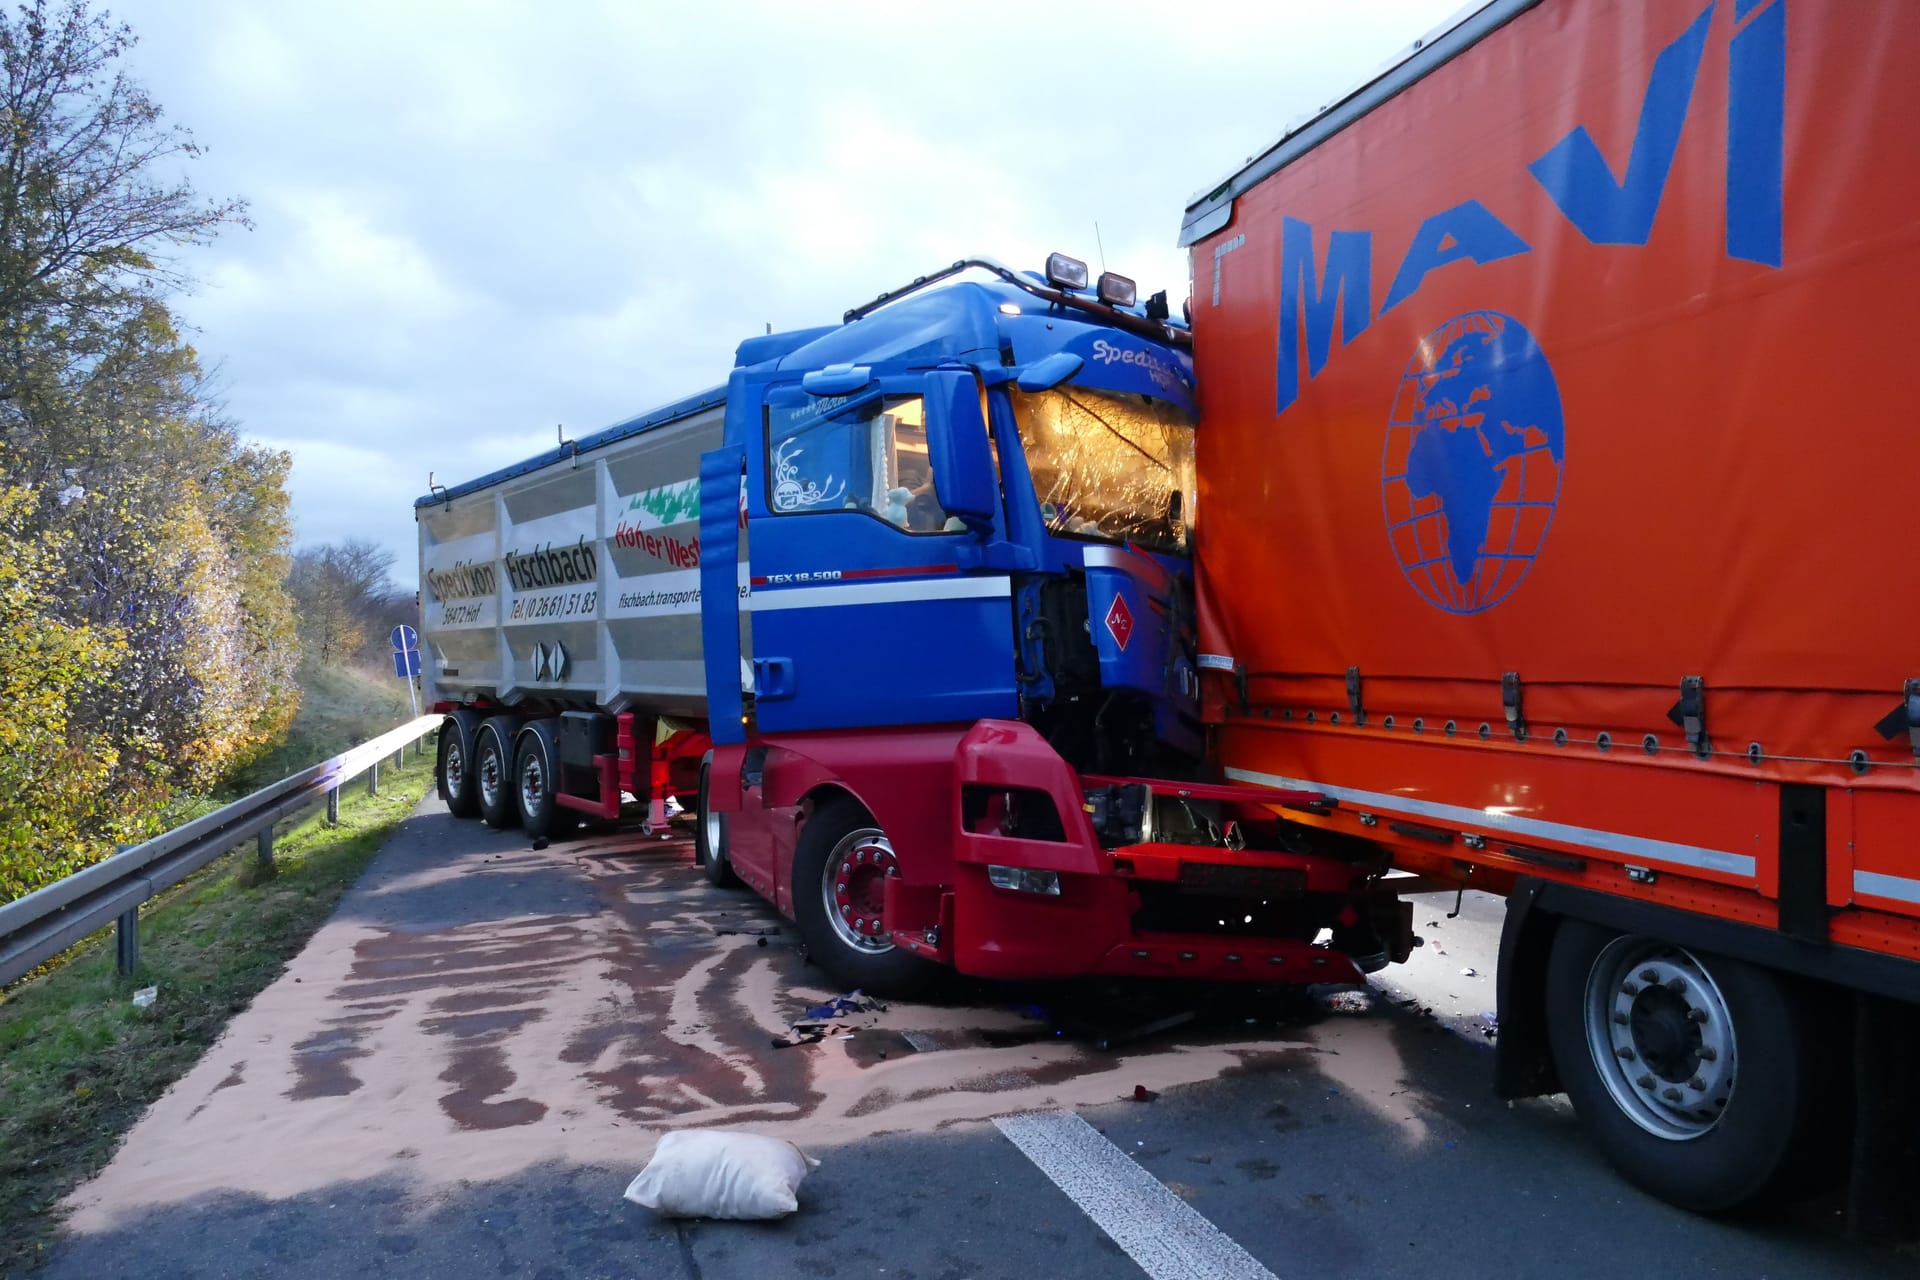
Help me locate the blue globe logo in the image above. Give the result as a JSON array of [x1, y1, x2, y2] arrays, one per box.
[[1381, 311, 1565, 614]]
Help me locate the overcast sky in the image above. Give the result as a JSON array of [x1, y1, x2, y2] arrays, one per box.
[[107, 0, 1464, 587]]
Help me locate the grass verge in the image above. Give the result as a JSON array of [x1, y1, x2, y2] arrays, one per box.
[[0, 759, 436, 1278], [224, 663, 417, 794]]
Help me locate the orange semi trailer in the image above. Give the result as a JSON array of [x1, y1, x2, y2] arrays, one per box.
[[1182, 0, 1919, 1225]]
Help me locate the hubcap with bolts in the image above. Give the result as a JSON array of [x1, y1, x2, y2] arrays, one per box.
[[1584, 937, 1737, 1140], [823, 828, 898, 954], [480, 741, 502, 807], [520, 750, 546, 816]]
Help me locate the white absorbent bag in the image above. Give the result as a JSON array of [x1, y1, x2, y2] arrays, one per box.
[[623, 1130, 820, 1220]]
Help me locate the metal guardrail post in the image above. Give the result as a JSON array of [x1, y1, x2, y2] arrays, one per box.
[[113, 844, 137, 976], [115, 910, 138, 974], [326, 786, 340, 826], [368, 760, 380, 797], [257, 826, 274, 868], [415, 734, 426, 759], [393, 748, 404, 771]]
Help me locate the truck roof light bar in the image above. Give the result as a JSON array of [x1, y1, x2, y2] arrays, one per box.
[[841, 256, 1191, 347]]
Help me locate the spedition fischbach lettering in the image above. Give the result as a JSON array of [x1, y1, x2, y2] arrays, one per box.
[[504, 538, 598, 591]]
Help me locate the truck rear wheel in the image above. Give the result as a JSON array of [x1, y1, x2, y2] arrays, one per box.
[[475, 718, 520, 829], [514, 720, 562, 841], [438, 712, 481, 819], [696, 757, 737, 887], [1545, 919, 1838, 1212], [792, 796, 933, 998]]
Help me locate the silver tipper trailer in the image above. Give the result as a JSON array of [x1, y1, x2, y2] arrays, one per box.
[[415, 388, 735, 720]]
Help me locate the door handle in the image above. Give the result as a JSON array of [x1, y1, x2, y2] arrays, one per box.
[[752, 657, 796, 701]]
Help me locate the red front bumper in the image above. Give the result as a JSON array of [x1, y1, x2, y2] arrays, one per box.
[[880, 719, 1395, 987]]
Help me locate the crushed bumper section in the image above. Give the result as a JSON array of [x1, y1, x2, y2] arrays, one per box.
[[886, 719, 1402, 986]]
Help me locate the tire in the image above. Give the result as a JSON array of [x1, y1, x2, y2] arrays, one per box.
[[475, 718, 520, 829], [514, 720, 563, 841], [696, 757, 738, 887], [1544, 919, 1840, 1212], [438, 713, 481, 819], [791, 796, 934, 998]]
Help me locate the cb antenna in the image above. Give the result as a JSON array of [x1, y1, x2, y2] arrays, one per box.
[[1093, 221, 1107, 272]]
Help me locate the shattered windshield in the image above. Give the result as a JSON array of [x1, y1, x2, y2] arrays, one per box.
[[1009, 385, 1196, 555]]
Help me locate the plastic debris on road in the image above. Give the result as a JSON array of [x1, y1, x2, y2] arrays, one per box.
[[131, 986, 157, 1008], [770, 1030, 825, 1050], [1309, 985, 1374, 1014], [804, 990, 886, 1020], [1459, 966, 1478, 977], [624, 1130, 819, 1220]]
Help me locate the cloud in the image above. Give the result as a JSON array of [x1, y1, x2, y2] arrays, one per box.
[[113, 0, 1465, 586]]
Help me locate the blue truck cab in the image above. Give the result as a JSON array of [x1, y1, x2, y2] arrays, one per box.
[[700, 255, 1202, 774]]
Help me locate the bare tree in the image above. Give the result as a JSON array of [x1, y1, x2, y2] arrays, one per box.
[[0, 0, 247, 411], [288, 540, 404, 668]]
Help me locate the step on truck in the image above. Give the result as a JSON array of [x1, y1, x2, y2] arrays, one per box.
[[416, 257, 1414, 998], [1181, 0, 1920, 1226]]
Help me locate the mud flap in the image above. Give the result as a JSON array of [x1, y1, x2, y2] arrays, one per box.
[[1847, 993, 1920, 1243], [1493, 878, 1560, 1100]]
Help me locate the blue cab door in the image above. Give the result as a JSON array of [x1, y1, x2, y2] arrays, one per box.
[[744, 377, 1017, 733]]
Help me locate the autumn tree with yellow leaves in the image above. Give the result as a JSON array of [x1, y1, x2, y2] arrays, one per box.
[[0, 1, 300, 900]]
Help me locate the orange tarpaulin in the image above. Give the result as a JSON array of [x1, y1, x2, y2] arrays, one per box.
[[1186, 0, 1919, 926]]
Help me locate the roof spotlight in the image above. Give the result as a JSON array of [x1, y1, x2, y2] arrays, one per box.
[[1096, 272, 1137, 308], [1045, 252, 1089, 290]]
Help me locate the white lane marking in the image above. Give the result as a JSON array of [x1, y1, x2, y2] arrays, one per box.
[[995, 1110, 1279, 1280]]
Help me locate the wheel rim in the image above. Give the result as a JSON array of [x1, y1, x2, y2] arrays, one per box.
[[822, 827, 897, 954], [478, 736, 503, 809], [445, 736, 467, 794], [703, 802, 723, 864], [520, 747, 546, 816], [1583, 936, 1737, 1141]]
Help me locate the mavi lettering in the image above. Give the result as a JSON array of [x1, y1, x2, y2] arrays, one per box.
[[1527, 5, 1713, 245], [1267, 1, 1786, 416]]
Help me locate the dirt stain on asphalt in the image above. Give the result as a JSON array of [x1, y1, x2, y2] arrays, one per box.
[[286, 1026, 373, 1100], [438, 1044, 550, 1130]]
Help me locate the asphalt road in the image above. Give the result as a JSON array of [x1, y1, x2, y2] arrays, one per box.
[[37, 794, 1908, 1279]]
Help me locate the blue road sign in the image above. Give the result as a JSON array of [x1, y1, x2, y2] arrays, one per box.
[[393, 648, 422, 679], [390, 624, 420, 652]]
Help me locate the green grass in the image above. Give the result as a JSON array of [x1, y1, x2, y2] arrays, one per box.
[[0, 758, 436, 1279], [224, 662, 417, 795]]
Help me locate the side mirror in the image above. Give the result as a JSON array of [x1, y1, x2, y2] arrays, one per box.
[[1015, 351, 1083, 393], [801, 363, 873, 396], [923, 370, 997, 535]]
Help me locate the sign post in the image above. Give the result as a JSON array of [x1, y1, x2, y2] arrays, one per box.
[[390, 624, 421, 720]]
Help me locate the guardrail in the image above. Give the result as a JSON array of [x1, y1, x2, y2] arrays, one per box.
[[0, 715, 442, 988]]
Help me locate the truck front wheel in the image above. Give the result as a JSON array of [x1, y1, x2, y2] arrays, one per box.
[[1545, 920, 1839, 1212], [792, 797, 933, 998], [696, 757, 737, 887]]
